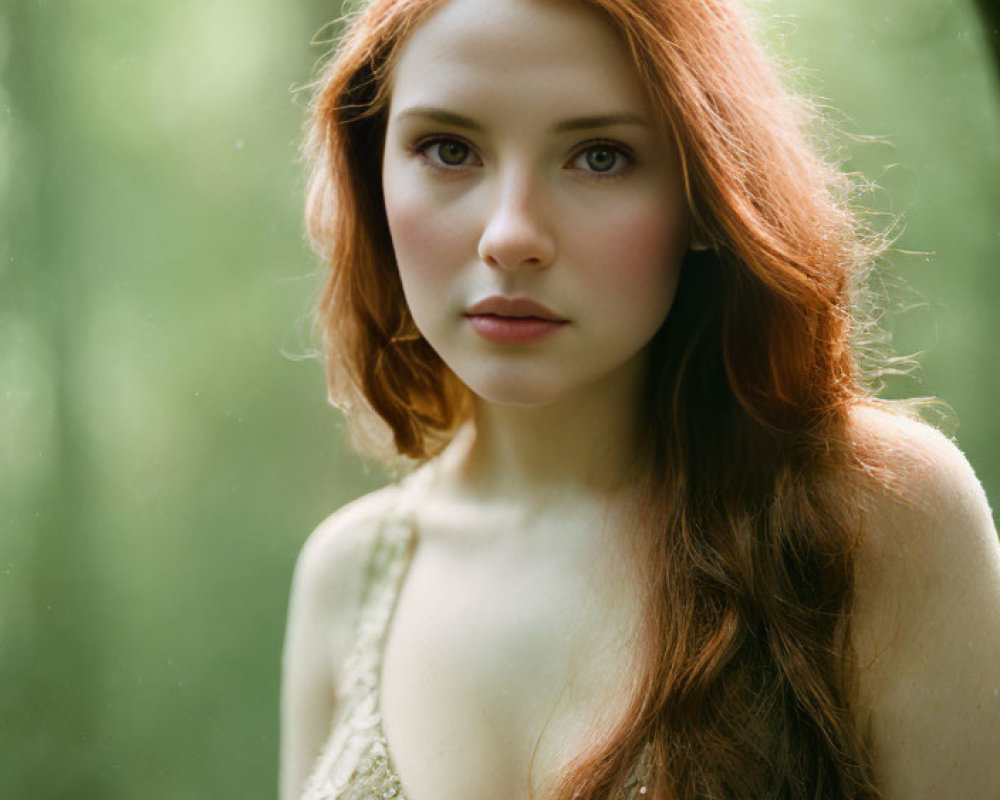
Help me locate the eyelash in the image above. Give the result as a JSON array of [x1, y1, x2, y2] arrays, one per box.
[[412, 137, 481, 171], [410, 136, 636, 179], [569, 139, 636, 178]]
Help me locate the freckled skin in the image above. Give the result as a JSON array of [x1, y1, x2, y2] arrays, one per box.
[[381, 0, 690, 408]]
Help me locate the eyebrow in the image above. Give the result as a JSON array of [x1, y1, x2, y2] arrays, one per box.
[[394, 105, 651, 133]]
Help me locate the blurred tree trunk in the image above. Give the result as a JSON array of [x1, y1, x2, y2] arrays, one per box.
[[3, 1, 110, 798], [974, 0, 1000, 74]]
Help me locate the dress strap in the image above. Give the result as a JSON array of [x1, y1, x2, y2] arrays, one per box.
[[300, 470, 431, 800], [346, 464, 436, 695], [351, 516, 415, 687]]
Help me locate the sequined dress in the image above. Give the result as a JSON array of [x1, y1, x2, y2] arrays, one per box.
[[299, 479, 653, 800]]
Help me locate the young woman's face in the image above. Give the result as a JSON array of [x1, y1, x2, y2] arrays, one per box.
[[382, 0, 690, 408]]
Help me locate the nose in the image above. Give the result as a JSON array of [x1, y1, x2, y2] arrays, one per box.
[[477, 169, 556, 272]]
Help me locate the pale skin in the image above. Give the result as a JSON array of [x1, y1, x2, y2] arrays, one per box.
[[281, 1, 1000, 798]]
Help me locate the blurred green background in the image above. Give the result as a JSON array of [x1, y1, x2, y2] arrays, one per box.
[[1, 1, 997, 798]]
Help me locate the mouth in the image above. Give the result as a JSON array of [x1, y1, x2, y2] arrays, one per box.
[[464, 296, 568, 322], [464, 296, 568, 344]]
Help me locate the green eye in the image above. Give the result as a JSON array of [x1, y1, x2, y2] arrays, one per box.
[[572, 142, 633, 176], [436, 141, 469, 165], [413, 137, 480, 170], [585, 147, 618, 172]]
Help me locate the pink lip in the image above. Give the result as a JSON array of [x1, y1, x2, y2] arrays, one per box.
[[464, 296, 568, 344], [466, 296, 567, 321]]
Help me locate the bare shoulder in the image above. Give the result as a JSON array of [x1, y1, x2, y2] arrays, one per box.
[[290, 482, 407, 659], [845, 402, 1000, 799], [279, 482, 404, 800], [301, 483, 405, 573], [847, 402, 994, 533], [845, 401, 997, 638]]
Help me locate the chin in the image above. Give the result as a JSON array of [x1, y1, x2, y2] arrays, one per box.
[[458, 369, 571, 409]]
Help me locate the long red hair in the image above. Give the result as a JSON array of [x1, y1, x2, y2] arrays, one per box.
[[304, 1, 886, 797]]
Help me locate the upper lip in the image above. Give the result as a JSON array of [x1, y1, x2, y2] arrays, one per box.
[[465, 296, 567, 322]]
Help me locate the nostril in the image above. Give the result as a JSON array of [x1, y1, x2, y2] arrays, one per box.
[[477, 222, 556, 272]]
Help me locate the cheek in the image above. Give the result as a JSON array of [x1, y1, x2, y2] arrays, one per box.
[[383, 169, 471, 289], [571, 197, 688, 316]]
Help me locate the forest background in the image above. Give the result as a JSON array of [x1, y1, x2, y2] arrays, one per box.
[[2, 0, 998, 798]]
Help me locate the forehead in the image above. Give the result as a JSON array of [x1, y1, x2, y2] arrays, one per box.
[[387, 0, 652, 119]]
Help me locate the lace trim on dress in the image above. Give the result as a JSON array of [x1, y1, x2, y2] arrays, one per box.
[[299, 485, 418, 800]]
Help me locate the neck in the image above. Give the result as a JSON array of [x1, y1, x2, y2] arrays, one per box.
[[443, 356, 650, 505]]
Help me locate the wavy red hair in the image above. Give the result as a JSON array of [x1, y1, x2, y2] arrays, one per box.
[[304, 1, 887, 797]]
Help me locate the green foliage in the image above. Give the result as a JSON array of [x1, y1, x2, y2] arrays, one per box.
[[1, 0, 996, 798]]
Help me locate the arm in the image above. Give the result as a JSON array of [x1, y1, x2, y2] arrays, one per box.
[[850, 409, 1000, 798], [279, 487, 399, 800]]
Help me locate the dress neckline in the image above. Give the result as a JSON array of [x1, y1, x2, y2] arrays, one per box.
[[304, 463, 653, 800], [353, 467, 434, 800], [369, 516, 417, 799]]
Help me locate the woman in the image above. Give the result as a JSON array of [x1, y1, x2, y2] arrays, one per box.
[[281, 0, 1000, 798]]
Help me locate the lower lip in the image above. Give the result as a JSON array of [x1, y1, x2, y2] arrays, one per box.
[[465, 314, 568, 344]]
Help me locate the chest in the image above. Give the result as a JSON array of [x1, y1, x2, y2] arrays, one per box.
[[379, 533, 643, 800]]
